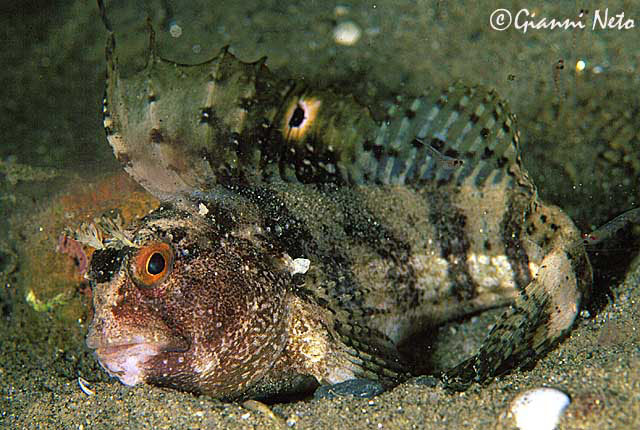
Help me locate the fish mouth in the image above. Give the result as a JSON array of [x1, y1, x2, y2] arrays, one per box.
[[90, 340, 165, 387]]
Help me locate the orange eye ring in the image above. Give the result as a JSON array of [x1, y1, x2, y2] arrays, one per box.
[[133, 242, 174, 287]]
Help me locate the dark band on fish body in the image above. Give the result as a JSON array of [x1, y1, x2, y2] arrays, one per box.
[[500, 200, 532, 292], [235, 185, 319, 258], [338, 188, 412, 262], [423, 189, 476, 301], [231, 184, 373, 319]]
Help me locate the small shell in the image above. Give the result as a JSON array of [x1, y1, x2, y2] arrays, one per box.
[[77, 376, 95, 396], [510, 387, 570, 430], [241, 400, 286, 428], [290, 258, 311, 275], [282, 254, 311, 275], [198, 203, 210, 216], [169, 23, 182, 38], [333, 21, 361, 46]]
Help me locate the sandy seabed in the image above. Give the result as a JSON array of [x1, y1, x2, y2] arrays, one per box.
[[2, 1, 639, 428]]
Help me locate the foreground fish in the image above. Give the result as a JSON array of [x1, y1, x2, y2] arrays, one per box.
[[83, 23, 592, 399]]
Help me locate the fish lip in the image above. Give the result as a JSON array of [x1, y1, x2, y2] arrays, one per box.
[[93, 342, 162, 356], [86, 336, 189, 354], [89, 340, 166, 387], [85, 332, 149, 351]]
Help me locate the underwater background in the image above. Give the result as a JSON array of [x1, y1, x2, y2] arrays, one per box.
[[2, 0, 639, 428]]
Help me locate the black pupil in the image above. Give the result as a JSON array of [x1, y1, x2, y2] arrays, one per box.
[[147, 252, 166, 275], [289, 106, 305, 128]]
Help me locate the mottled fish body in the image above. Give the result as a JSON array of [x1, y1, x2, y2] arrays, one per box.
[[84, 25, 592, 399]]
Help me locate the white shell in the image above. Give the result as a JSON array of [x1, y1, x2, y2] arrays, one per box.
[[282, 254, 311, 275], [77, 376, 95, 396], [198, 203, 210, 216], [290, 258, 311, 275], [333, 21, 362, 46], [169, 23, 183, 38], [510, 387, 571, 430]]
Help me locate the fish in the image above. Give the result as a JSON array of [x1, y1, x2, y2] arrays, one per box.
[[82, 17, 593, 400]]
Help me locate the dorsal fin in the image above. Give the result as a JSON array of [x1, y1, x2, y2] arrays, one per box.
[[101, 22, 527, 201], [101, 30, 287, 201], [249, 83, 525, 190], [344, 83, 523, 187]]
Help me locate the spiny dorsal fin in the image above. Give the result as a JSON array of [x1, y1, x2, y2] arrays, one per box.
[[346, 83, 523, 187], [101, 21, 527, 200]]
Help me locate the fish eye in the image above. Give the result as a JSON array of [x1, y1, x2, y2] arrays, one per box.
[[147, 252, 166, 275], [132, 243, 173, 287]]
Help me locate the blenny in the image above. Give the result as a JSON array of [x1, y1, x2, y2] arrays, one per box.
[[82, 13, 593, 400]]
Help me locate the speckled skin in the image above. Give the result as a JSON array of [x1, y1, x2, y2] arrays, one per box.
[[85, 26, 593, 399]]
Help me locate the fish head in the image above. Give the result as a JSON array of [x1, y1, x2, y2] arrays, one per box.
[[85, 204, 292, 398]]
